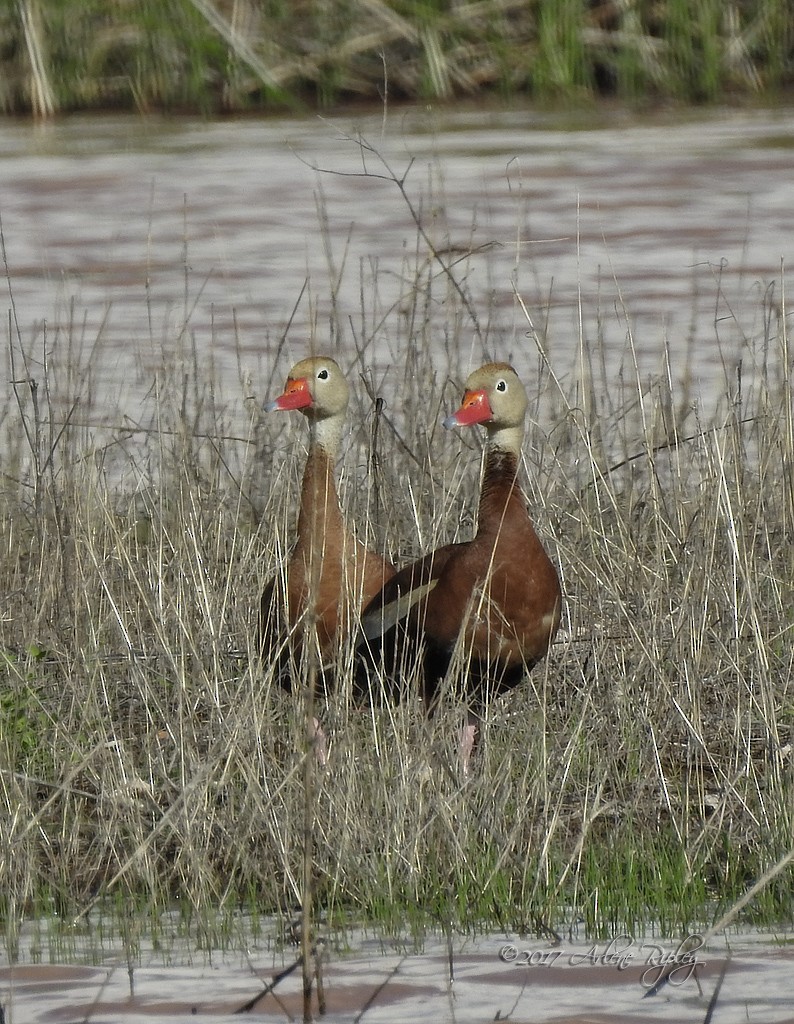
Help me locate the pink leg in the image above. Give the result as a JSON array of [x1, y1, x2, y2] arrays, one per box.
[[311, 716, 328, 767], [460, 711, 479, 776]]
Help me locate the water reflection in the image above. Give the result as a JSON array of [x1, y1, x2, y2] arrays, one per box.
[[2, 915, 793, 1023]]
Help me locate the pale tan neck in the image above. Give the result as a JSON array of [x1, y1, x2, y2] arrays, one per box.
[[486, 423, 523, 458], [309, 412, 344, 460]]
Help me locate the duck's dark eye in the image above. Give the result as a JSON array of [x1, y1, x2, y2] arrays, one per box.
[[317, 368, 329, 380], [496, 379, 507, 392]]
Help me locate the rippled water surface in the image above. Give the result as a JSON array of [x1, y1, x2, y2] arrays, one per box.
[[2, 105, 794, 433]]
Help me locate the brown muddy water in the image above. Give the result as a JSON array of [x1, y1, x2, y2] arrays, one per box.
[[2, 925, 793, 1022], [2, 105, 794, 442]]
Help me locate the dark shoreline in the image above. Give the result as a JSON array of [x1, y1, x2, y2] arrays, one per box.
[[5, 0, 794, 118]]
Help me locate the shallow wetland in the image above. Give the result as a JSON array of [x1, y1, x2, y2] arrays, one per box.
[[1, 103, 793, 1022]]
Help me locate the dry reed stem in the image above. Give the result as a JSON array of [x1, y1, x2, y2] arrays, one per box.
[[18, 0, 56, 118]]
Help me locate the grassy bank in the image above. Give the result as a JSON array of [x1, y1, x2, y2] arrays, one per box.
[[3, 0, 793, 116], [1, 172, 793, 962]]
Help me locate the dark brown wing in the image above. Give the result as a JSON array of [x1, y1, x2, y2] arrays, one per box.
[[258, 573, 292, 690], [259, 567, 349, 694], [360, 543, 460, 637], [355, 543, 463, 704]]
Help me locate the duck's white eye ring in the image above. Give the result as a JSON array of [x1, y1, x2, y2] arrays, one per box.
[[496, 379, 507, 392], [317, 368, 329, 380]]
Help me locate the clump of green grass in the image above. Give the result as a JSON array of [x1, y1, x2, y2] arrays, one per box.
[[2, 0, 793, 115], [0, 146, 792, 969]]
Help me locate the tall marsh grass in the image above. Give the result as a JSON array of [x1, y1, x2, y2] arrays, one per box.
[[2, 0, 793, 115], [0, 162, 793, 965]]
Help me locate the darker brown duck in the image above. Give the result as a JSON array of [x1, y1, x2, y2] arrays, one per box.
[[359, 362, 561, 770]]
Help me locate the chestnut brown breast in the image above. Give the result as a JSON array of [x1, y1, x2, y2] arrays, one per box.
[[361, 449, 560, 707]]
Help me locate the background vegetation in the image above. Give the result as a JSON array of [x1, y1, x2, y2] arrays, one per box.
[[2, 0, 793, 117], [1, 149, 792, 960]]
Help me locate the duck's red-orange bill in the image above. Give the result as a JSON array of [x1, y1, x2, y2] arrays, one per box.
[[443, 388, 492, 428], [267, 376, 313, 412]]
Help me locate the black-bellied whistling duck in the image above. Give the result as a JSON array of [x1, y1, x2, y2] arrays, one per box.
[[259, 356, 396, 761], [359, 362, 561, 772]]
